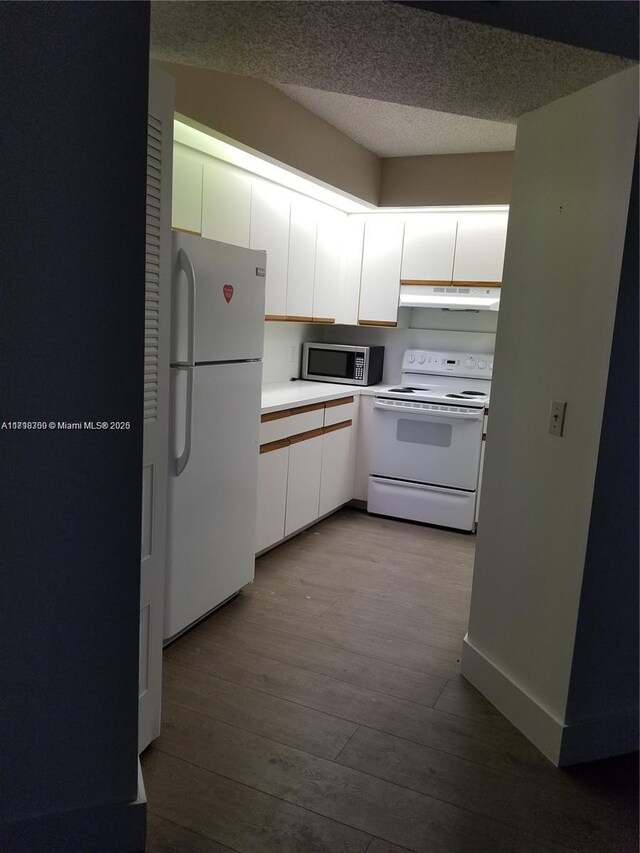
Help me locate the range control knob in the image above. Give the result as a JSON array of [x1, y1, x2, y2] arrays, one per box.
[[478, 359, 486, 369], [465, 357, 476, 369], [408, 354, 415, 364], [489, 360, 494, 370], [418, 355, 426, 364]]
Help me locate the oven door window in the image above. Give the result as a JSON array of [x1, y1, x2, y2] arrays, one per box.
[[397, 418, 452, 448], [307, 348, 355, 379]]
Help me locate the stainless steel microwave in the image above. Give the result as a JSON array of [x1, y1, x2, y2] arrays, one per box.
[[301, 343, 384, 386]]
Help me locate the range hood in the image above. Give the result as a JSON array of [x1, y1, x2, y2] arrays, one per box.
[[399, 284, 501, 312]]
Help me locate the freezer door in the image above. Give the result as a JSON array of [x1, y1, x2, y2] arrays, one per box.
[[165, 360, 262, 640], [172, 231, 266, 364]]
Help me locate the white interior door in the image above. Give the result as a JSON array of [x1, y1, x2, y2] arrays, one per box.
[[139, 64, 174, 754]]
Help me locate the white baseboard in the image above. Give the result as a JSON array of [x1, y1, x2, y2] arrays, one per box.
[[461, 635, 639, 767], [461, 634, 565, 765]]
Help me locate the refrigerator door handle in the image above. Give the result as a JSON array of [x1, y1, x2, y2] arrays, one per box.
[[177, 248, 196, 367], [175, 367, 194, 476]]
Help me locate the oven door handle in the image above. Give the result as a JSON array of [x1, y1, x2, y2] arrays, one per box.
[[374, 398, 484, 421]]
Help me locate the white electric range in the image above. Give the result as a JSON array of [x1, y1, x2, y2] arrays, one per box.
[[368, 349, 492, 531]]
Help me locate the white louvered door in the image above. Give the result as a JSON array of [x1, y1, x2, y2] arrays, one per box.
[[139, 64, 174, 753]]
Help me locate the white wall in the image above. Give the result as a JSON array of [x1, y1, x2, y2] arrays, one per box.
[[461, 68, 638, 765], [320, 312, 497, 384], [264, 311, 498, 386], [263, 322, 315, 383]]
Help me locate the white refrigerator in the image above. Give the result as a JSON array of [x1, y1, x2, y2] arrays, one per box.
[[164, 233, 266, 642]]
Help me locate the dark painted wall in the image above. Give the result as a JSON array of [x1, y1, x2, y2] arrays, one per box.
[[563, 146, 639, 739], [399, 2, 639, 60], [0, 1, 149, 825]]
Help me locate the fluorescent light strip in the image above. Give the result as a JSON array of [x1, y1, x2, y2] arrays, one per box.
[[174, 116, 509, 217], [174, 116, 373, 214]]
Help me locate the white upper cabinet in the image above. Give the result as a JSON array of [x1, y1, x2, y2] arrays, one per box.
[[313, 205, 345, 322], [250, 178, 291, 318], [172, 144, 203, 234], [337, 215, 365, 326], [201, 158, 251, 248], [452, 212, 509, 283], [358, 215, 405, 325], [401, 214, 457, 283], [286, 196, 318, 319]]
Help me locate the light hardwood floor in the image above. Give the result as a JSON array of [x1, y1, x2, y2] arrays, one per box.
[[141, 508, 638, 853]]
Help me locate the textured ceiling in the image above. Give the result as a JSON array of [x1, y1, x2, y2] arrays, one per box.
[[150, 1, 633, 157], [270, 84, 517, 156]]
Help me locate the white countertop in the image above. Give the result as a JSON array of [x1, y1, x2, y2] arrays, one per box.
[[261, 381, 388, 413]]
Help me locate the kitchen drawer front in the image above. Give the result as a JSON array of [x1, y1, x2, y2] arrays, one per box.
[[323, 396, 355, 427], [260, 404, 324, 444]]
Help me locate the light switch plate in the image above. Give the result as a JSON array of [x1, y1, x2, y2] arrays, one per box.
[[549, 400, 567, 436]]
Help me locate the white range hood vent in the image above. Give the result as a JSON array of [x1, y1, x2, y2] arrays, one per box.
[[399, 284, 501, 312]]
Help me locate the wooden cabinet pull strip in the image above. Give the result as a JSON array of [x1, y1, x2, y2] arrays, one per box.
[[310, 317, 336, 324], [284, 315, 314, 323], [324, 396, 354, 408], [265, 314, 288, 322], [288, 426, 325, 445], [323, 419, 352, 434], [261, 409, 292, 423], [172, 226, 202, 237], [289, 402, 325, 416], [260, 438, 290, 454], [358, 319, 397, 327]]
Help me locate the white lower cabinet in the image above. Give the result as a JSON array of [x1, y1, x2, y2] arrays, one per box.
[[255, 443, 289, 553], [255, 396, 356, 554], [319, 422, 354, 516], [284, 432, 323, 536]]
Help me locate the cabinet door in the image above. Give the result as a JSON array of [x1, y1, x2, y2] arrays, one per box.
[[312, 206, 344, 322], [401, 214, 457, 283], [201, 158, 251, 247], [319, 423, 354, 516], [358, 215, 405, 325], [172, 144, 203, 234], [286, 197, 318, 320], [284, 432, 323, 536], [452, 212, 508, 283], [337, 216, 365, 326], [250, 179, 291, 319], [256, 443, 289, 553]]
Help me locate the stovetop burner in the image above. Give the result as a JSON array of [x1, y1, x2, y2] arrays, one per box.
[[387, 386, 430, 393], [446, 391, 488, 400]]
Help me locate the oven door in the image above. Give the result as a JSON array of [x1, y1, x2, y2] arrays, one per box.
[[371, 397, 483, 490]]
